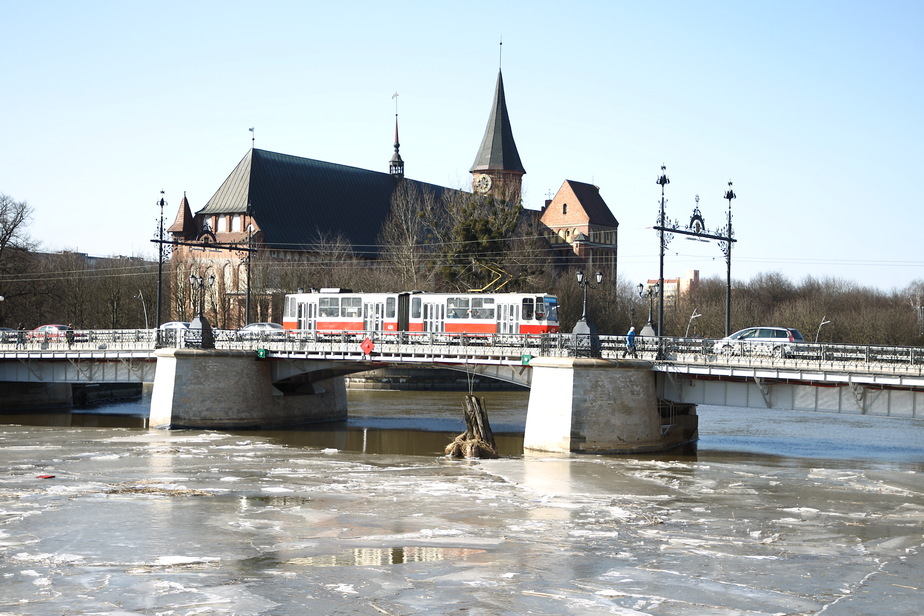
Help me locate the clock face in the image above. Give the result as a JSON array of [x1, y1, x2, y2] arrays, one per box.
[[475, 174, 493, 193]]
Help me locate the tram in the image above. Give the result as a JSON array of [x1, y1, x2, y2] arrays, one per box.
[[282, 289, 560, 336]]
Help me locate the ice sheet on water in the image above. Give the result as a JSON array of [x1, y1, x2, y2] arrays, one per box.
[[3, 422, 924, 616], [151, 555, 221, 566]]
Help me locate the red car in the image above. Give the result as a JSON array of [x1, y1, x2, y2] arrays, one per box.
[[29, 324, 75, 341]]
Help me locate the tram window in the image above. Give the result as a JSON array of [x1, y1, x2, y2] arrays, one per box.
[[386, 297, 396, 318], [447, 297, 470, 319], [342, 297, 361, 318], [535, 297, 546, 320], [544, 298, 558, 321], [411, 297, 421, 319], [471, 297, 495, 319], [319, 297, 340, 317], [285, 296, 295, 318], [522, 298, 534, 320]]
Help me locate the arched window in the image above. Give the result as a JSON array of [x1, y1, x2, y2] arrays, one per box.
[[216, 216, 227, 232], [223, 262, 234, 291], [238, 262, 247, 293], [231, 215, 242, 232]]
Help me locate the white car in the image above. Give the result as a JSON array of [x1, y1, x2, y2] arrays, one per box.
[[159, 321, 190, 330], [238, 322, 285, 339], [713, 326, 805, 357]]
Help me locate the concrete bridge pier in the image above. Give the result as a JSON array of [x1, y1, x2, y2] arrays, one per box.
[[149, 349, 347, 429], [524, 357, 694, 454]]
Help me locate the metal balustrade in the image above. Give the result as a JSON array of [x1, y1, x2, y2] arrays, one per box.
[[1, 329, 922, 379]]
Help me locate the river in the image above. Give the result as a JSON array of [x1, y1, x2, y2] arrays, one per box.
[[1, 390, 923, 615]]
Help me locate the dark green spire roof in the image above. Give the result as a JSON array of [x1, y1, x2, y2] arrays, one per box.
[[470, 69, 525, 175]]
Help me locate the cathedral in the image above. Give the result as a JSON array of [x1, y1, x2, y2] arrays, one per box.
[[166, 68, 619, 327]]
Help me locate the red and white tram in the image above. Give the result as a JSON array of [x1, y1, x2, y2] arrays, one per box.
[[282, 289, 560, 335]]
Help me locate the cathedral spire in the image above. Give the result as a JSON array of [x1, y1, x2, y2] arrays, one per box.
[[389, 92, 404, 178], [470, 68, 525, 199]]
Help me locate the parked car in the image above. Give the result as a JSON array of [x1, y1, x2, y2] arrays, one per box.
[[238, 322, 285, 340], [29, 324, 71, 340], [159, 321, 190, 330], [27, 324, 90, 343], [713, 326, 805, 357], [157, 321, 190, 344]]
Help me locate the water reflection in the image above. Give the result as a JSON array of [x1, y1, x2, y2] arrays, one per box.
[[0, 409, 148, 429], [2, 391, 924, 468], [238, 423, 525, 457], [285, 546, 488, 567]]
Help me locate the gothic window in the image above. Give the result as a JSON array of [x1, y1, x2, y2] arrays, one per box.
[[223, 262, 233, 291], [216, 216, 227, 232], [562, 203, 568, 215], [231, 215, 242, 232]]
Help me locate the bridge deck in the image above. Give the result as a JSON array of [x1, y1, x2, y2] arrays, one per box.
[[2, 330, 922, 392]]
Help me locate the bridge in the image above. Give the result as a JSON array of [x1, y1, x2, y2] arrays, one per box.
[[2, 329, 922, 453]]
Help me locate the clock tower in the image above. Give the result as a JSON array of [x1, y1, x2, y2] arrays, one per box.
[[470, 68, 525, 201]]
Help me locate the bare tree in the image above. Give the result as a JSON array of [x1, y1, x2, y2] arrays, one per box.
[[378, 181, 440, 290], [0, 193, 36, 259], [0, 194, 38, 326]]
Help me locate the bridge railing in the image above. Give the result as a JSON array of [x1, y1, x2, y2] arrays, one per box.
[[2, 328, 923, 378], [209, 329, 566, 362], [0, 329, 157, 352], [211, 330, 924, 376], [618, 336, 924, 377]]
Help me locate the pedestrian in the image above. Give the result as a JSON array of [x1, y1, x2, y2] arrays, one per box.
[[623, 326, 637, 358], [66, 324, 74, 348]]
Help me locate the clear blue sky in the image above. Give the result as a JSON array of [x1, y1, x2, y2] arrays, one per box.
[[3, 1, 922, 292]]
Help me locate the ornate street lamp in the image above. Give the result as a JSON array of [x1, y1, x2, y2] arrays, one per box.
[[652, 167, 737, 337], [637, 282, 659, 337], [189, 273, 216, 349], [576, 270, 603, 324], [656, 165, 670, 337], [722, 181, 736, 336], [573, 270, 604, 356], [155, 191, 166, 330]]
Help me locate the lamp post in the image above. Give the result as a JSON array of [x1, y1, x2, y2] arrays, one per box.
[[685, 308, 702, 338], [815, 316, 831, 343], [656, 165, 670, 337], [637, 282, 659, 337], [189, 273, 215, 349], [156, 191, 166, 330], [245, 213, 253, 326], [135, 290, 149, 330], [573, 270, 603, 356], [722, 181, 736, 336], [575, 270, 603, 326]]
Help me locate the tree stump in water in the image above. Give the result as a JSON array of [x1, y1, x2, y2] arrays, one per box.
[[445, 395, 499, 459]]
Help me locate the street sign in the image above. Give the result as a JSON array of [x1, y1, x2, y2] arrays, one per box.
[[360, 337, 374, 355]]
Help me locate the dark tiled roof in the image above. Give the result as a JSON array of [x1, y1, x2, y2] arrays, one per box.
[[567, 180, 619, 227], [167, 193, 196, 235], [470, 69, 526, 175], [198, 149, 458, 257]]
